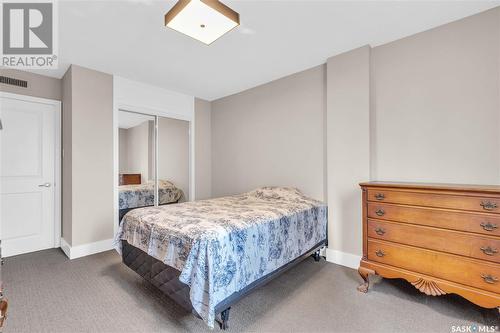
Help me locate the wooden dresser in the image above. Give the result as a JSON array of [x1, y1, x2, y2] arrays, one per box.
[[358, 182, 500, 313]]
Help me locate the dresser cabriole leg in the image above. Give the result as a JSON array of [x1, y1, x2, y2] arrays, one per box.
[[357, 266, 374, 293]]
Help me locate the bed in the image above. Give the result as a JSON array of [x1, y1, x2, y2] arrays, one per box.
[[118, 174, 183, 221], [115, 187, 327, 329]]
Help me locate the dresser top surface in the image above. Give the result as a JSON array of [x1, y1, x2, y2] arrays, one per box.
[[360, 181, 500, 193]]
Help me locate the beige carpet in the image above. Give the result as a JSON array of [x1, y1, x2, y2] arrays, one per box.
[[2, 249, 498, 332]]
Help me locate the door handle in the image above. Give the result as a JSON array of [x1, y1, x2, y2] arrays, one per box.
[[38, 183, 51, 188]]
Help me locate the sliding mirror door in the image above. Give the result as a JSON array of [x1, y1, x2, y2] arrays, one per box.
[[157, 116, 190, 203], [117, 111, 155, 221], [117, 111, 191, 224]]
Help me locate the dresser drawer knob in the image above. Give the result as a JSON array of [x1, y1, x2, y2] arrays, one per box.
[[481, 274, 498, 284], [480, 201, 498, 211], [375, 249, 385, 257], [480, 246, 498, 256], [480, 222, 498, 232], [375, 227, 386, 236], [375, 209, 385, 217], [374, 193, 385, 201]]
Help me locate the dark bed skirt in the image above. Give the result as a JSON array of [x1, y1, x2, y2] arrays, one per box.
[[121, 240, 194, 312], [121, 238, 326, 328]]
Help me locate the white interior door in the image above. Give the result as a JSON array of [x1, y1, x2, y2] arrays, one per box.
[[0, 94, 60, 257]]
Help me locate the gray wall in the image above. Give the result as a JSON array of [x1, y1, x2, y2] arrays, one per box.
[[0, 69, 62, 101], [327, 46, 371, 258], [118, 128, 128, 174], [371, 7, 500, 184], [328, 7, 500, 260], [62, 65, 114, 247], [121, 121, 152, 182], [119, 117, 190, 199], [62, 68, 72, 244], [194, 98, 212, 200], [210, 7, 500, 263], [211, 65, 326, 201]]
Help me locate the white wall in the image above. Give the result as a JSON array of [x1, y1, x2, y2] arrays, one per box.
[[114, 77, 194, 120]]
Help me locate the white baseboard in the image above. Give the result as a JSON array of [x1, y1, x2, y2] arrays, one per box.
[[60, 238, 72, 258], [325, 248, 361, 269], [60, 237, 114, 260], [60, 238, 359, 267]]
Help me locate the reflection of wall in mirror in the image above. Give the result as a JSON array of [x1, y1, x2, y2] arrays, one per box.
[[158, 117, 189, 201], [118, 121, 153, 183], [118, 128, 128, 174]]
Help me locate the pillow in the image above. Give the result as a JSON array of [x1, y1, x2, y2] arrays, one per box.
[[248, 186, 303, 201]]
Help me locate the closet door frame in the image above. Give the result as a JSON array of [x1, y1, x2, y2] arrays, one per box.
[[113, 103, 195, 235]]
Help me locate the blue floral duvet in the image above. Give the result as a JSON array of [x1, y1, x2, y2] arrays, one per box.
[[118, 180, 183, 210], [115, 187, 327, 328]]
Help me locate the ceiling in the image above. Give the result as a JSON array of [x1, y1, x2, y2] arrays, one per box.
[[39, 1, 500, 101]]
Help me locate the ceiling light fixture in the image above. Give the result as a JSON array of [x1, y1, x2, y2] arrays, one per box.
[[164, 0, 240, 45]]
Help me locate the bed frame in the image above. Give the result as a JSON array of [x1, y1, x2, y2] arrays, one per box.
[[121, 238, 326, 330]]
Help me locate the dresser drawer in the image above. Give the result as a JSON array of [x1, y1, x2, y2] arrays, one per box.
[[368, 239, 500, 293], [368, 219, 500, 263], [367, 202, 500, 237], [367, 189, 500, 213]]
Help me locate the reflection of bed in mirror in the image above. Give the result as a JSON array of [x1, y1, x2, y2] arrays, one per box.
[[118, 173, 183, 221], [117, 110, 190, 224]]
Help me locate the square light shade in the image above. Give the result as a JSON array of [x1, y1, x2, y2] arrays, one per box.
[[165, 0, 240, 45]]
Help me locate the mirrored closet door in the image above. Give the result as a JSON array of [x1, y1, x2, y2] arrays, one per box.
[[117, 111, 190, 222], [157, 116, 190, 204], [118, 111, 156, 221]]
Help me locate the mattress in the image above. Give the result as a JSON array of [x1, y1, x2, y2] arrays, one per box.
[[118, 180, 183, 210], [115, 187, 327, 328]]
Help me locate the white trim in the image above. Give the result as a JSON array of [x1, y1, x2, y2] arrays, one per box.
[[53, 100, 62, 247], [118, 103, 192, 122], [0, 92, 60, 106], [60, 238, 71, 258], [325, 248, 361, 269], [0, 92, 62, 250], [60, 237, 114, 260]]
